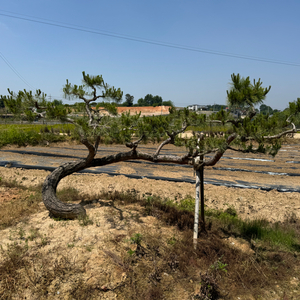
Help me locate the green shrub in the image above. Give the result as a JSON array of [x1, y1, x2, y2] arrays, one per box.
[[176, 196, 195, 212], [0, 124, 76, 147]]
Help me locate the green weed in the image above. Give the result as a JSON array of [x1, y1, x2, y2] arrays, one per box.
[[130, 233, 143, 246], [78, 214, 93, 226], [27, 227, 39, 241], [210, 255, 228, 273]]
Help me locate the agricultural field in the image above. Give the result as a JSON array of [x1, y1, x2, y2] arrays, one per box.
[[0, 124, 75, 147], [0, 137, 300, 299]]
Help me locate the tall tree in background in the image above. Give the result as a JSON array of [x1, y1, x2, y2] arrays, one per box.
[[0, 98, 5, 109], [162, 100, 174, 107], [260, 104, 274, 115], [123, 94, 134, 107], [137, 94, 163, 106], [152, 95, 163, 106]]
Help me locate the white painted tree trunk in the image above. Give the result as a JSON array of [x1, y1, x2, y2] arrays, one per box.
[[193, 152, 204, 249], [193, 169, 200, 249]]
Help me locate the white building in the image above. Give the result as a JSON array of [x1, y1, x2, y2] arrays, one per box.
[[187, 104, 208, 111]]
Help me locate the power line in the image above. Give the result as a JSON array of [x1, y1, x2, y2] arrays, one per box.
[[0, 50, 34, 89], [1, 10, 300, 67]]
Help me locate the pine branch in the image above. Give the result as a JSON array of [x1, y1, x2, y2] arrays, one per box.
[[125, 135, 144, 150], [34, 101, 47, 110], [81, 138, 98, 163], [204, 133, 237, 166], [154, 137, 172, 158], [245, 114, 296, 140], [154, 122, 188, 157]]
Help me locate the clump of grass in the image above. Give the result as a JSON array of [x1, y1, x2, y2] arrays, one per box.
[[224, 205, 237, 217], [196, 271, 220, 300], [78, 214, 94, 226], [27, 227, 40, 241], [0, 177, 21, 189], [212, 211, 300, 252], [176, 195, 195, 211], [57, 186, 83, 202], [100, 189, 143, 204], [57, 186, 100, 205], [169, 195, 300, 252], [40, 126, 50, 133]]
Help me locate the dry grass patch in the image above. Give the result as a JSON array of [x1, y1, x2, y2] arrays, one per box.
[[0, 178, 97, 230], [0, 180, 43, 229]]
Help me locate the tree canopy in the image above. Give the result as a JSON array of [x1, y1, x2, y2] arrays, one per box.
[[259, 104, 281, 115], [136, 94, 173, 107], [123, 93, 134, 107], [0, 88, 69, 122], [227, 73, 271, 112]]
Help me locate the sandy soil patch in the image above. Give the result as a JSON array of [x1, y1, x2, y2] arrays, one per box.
[[294, 133, 300, 139], [0, 167, 299, 223], [0, 186, 20, 204]]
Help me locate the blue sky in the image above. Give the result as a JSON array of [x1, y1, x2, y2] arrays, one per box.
[[0, 0, 299, 110]]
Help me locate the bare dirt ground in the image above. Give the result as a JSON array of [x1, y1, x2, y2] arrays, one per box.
[[0, 166, 300, 223], [1, 140, 300, 299]]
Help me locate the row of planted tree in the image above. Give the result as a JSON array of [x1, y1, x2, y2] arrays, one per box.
[[1, 72, 300, 241]]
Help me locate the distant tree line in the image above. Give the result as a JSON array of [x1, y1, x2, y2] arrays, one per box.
[[126, 93, 174, 107], [259, 104, 280, 115], [70, 93, 174, 108], [202, 103, 281, 115], [206, 104, 226, 111], [0, 98, 5, 109]]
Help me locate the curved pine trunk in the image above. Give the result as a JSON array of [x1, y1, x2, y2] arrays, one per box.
[[42, 149, 192, 219], [42, 159, 88, 219]]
